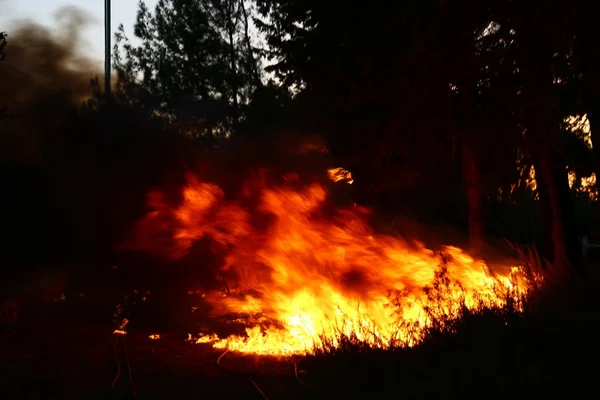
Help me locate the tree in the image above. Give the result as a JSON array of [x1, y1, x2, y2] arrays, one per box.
[[0, 31, 6, 60], [438, 4, 500, 251], [253, 2, 453, 204], [254, 0, 590, 268], [0, 30, 15, 122], [560, 0, 600, 198], [0, 31, 7, 121], [207, 0, 263, 123], [255, 1, 529, 249], [109, 0, 588, 270], [114, 0, 262, 135], [489, 0, 584, 274]]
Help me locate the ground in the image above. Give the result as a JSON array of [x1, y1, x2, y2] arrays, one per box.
[[1, 315, 311, 399], [2, 265, 600, 399]]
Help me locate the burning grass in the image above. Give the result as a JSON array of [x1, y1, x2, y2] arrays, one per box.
[[190, 257, 535, 356], [6, 161, 593, 397], [1, 259, 597, 399], [116, 166, 546, 357], [300, 271, 599, 399]]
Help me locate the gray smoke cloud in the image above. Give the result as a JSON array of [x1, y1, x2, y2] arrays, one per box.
[[0, 6, 102, 163]]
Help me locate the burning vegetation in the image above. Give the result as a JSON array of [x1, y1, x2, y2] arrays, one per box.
[[123, 166, 536, 356], [3, 1, 600, 398]]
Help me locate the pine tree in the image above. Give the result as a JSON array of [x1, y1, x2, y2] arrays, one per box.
[[113, 0, 262, 136]]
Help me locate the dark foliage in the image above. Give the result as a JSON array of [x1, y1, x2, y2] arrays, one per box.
[[2, 1, 600, 396]]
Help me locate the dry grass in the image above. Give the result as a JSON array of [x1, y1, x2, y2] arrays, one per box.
[[2, 245, 598, 399], [295, 246, 599, 398]]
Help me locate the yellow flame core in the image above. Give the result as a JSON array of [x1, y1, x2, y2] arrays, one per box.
[[131, 172, 532, 356]]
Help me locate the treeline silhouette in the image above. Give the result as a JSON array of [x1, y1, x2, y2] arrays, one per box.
[[1, 1, 599, 283]]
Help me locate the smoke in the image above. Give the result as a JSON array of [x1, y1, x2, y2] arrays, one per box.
[[0, 6, 102, 163]]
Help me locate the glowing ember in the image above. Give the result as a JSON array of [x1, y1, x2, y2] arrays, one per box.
[[149, 334, 161, 340], [328, 167, 354, 184], [128, 170, 533, 356]]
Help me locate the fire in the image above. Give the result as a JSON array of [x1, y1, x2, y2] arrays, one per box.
[[327, 167, 354, 184], [128, 169, 533, 356]]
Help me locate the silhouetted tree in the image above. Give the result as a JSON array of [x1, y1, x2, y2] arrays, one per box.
[[104, 0, 596, 272], [478, 0, 583, 273], [0, 31, 6, 60], [558, 0, 600, 198], [255, 1, 526, 248], [254, 2, 451, 205], [254, 0, 594, 267], [0, 31, 13, 122], [114, 0, 262, 135]]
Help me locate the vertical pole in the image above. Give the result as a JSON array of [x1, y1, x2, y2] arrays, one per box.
[[104, 0, 111, 99]]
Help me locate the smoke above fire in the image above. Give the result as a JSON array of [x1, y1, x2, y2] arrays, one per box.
[[0, 6, 102, 163]]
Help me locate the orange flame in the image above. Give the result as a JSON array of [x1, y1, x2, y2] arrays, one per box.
[[327, 167, 354, 184], [129, 170, 532, 356]]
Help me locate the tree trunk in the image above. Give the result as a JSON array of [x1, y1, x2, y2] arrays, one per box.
[[239, 0, 262, 87], [515, 17, 584, 275], [585, 103, 600, 194], [225, 0, 240, 124], [585, 108, 600, 227], [577, 18, 600, 196], [534, 152, 568, 271], [462, 135, 486, 251], [228, 28, 239, 124], [454, 63, 485, 252], [533, 148, 584, 274], [534, 165, 554, 262]]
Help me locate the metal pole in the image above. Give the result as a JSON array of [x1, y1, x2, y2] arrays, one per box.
[[104, 0, 111, 98]]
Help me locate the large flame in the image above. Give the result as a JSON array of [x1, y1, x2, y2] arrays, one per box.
[[128, 168, 531, 356]]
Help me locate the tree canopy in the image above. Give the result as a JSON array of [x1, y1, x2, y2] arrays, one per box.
[[110, 0, 600, 272]]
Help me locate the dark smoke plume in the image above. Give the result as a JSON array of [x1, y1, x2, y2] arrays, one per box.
[[0, 6, 102, 164]]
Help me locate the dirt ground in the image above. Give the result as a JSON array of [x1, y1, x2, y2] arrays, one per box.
[[1, 312, 313, 399], [3, 262, 600, 399]]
